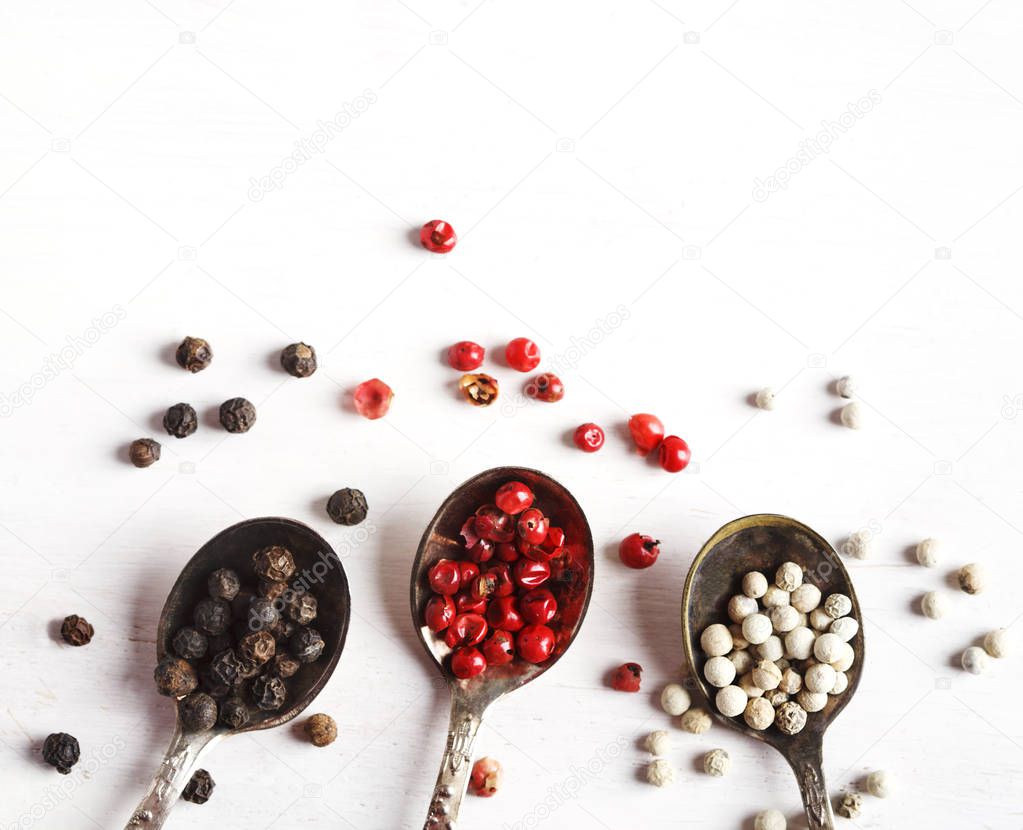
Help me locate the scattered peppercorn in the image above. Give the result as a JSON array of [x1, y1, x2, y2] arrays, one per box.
[[193, 598, 231, 636], [181, 769, 215, 804], [42, 732, 80, 774], [252, 546, 295, 582], [280, 342, 318, 378], [836, 792, 862, 819], [326, 488, 368, 526], [179, 691, 218, 732], [459, 372, 499, 406], [129, 438, 161, 468], [610, 662, 643, 692], [207, 568, 241, 602], [218, 696, 251, 730], [163, 403, 198, 439], [172, 627, 209, 661], [175, 337, 213, 373], [219, 397, 256, 433], [469, 757, 502, 796], [250, 674, 287, 711], [304, 713, 338, 747], [524, 373, 564, 403], [290, 627, 325, 663], [60, 614, 94, 647]]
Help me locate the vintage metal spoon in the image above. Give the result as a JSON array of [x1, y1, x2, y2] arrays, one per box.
[[411, 467, 594, 830], [682, 515, 865, 830], [125, 517, 350, 829]]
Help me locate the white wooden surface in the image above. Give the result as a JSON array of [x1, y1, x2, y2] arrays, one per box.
[[2, 2, 1022, 828]]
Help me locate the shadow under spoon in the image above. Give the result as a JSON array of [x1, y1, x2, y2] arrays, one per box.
[[682, 514, 865, 830], [125, 517, 350, 829], [411, 467, 594, 830]]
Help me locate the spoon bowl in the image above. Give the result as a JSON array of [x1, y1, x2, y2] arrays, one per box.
[[127, 517, 350, 828], [682, 515, 864, 830], [412, 467, 593, 828]]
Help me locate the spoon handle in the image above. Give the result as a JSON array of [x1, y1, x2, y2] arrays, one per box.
[[423, 696, 483, 830], [793, 742, 836, 830], [124, 724, 220, 829]]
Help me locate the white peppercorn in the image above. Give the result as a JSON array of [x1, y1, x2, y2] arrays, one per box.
[[775, 657, 790, 671], [744, 697, 775, 731], [774, 700, 807, 735], [840, 401, 864, 429], [703, 748, 731, 777], [790, 583, 822, 613], [784, 627, 815, 661], [680, 707, 712, 734], [755, 387, 776, 410], [660, 683, 691, 716], [829, 617, 859, 642], [754, 809, 787, 830], [843, 529, 872, 560], [831, 642, 855, 672], [920, 591, 947, 619], [752, 659, 782, 691], [823, 593, 851, 619], [762, 586, 791, 608], [866, 769, 892, 798], [756, 635, 784, 663], [765, 689, 789, 707], [958, 563, 986, 595], [770, 605, 801, 634], [743, 571, 769, 599], [779, 668, 802, 695], [716, 684, 748, 717], [837, 792, 862, 819], [728, 594, 759, 624], [916, 537, 941, 567], [797, 689, 828, 712], [739, 673, 765, 699], [705, 656, 737, 688], [728, 649, 754, 676], [742, 613, 772, 645], [775, 562, 803, 591], [701, 623, 734, 657], [961, 646, 989, 675], [809, 607, 832, 631], [836, 375, 857, 398], [646, 758, 675, 787], [644, 730, 671, 756], [804, 663, 837, 694], [729, 623, 750, 650], [984, 628, 1009, 658], [814, 633, 844, 664], [830, 671, 849, 695]]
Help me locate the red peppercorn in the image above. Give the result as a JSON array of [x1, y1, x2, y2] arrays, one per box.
[[495, 542, 520, 563], [428, 559, 461, 595], [658, 435, 691, 473], [618, 533, 661, 569], [474, 505, 515, 543], [512, 558, 551, 589], [519, 588, 557, 625], [481, 631, 515, 666], [469, 573, 497, 601], [444, 613, 488, 649], [450, 646, 486, 678], [516, 624, 556, 664], [628, 413, 664, 454], [505, 337, 540, 372], [573, 423, 605, 452], [469, 757, 503, 796], [516, 508, 549, 545], [484, 564, 515, 597], [467, 539, 495, 564], [525, 373, 564, 403], [455, 590, 487, 616], [486, 595, 524, 632], [610, 662, 643, 692], [447, 341, 484, 371], [494, 481, 535, 516], [425, 594, 456, 632], [527, 526, 565, 563], [353, 378, 394, 420], [420, 220, 457, 254], [458, 562, 480, 585]]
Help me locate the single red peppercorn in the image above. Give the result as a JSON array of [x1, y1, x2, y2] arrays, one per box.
[[628, 413, 665, 454], [444, 613, 488, 649], [425, 595, 456, 632], [525, 373, 564, 403], [658, 435, 691, 473], [494, 481, 534, 516], [512, 558, 551, 590], [516, 508, 549, 545], [353, 378, 393, 420], [469, 757, 503, 796], [573, 423, 605, 452], [447, 341, 484, 371], [483, 564, 515, 597], [481, 631, 515, 666], [505, 337, 540, 372], [618, 533, 661, 569], [455, 590, 488, 616], [519, 588, 558, 625], [420, 220, 457, 253], [428, 559, 461, 595], [495, 542, 520, 563], [527, 525, 565, 563], [610, 662, 643, 692], [516, 624, 556, 664], [467, 539, 495, 564], [474, 505, 515, 543], [486, 595, 524, 632], [458, 562, 480, 585], [450, 646, 486, 678]]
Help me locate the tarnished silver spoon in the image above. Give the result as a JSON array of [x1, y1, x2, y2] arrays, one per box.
[[411, 467, 594, 830], [682, 515, 865, 830], [125, 517, 350, 829]]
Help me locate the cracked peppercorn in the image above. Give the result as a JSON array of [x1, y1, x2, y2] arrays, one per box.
[[459, 373, 499, 406], [269, 652, 301, 679], [208, 649, 246, 688], [304, 713, 337, 747], [172, 626, 208, 661], [129, 438, 161, 468], [250, 674, 287, 711], [219, 397, 256, 433], [42, 732, 80, 774], [252, 546, 295, 582], [326, 488, 368, 526], [238, 630, 275, 666], [290, 627, 325, 663], [181, 769, 215, 804], [60, 614, 94, 646], [179, 691, 218, 732], [280, 342, 318, 378], [154, 657, 198, 697], [193, 598, 231, 636], [207, 568, 241, 602], [163, 403, 198, 438], [218, 696, 250, 730], [175, 337, 213, 373]]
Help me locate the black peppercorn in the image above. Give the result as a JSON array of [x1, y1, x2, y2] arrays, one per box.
[[326, 488, 368, 526], [252, 546, 295, 582], [208, 568, 241, 602], [179, 691, 218, 732], [209, 649, 246, 688], [193, 598, 231, 635], [60, 614, 94, 646], [289, 627, 325, 663], [172, 626, 208, 661], [181, 769, 215, 804], [280, 342, 318, 378], [175, 337, 213, 373], [247, 598, 280, 633], [285, 592, 317, 626], [238, 630, 276, 666], [219, 397, 256, 433], [219, 697, 250, 730], [206, 632, 232, 655], [268, 652, 301, 679], [162, 403, 198, 439], [42, 732, 80, 774], [154, 657, 198, 697], [200, 670, 231, 700], [129, 438, 161, 468], [272, 617, 297, 642], [250, 674, 287, 711], [258, 579, 288, 600]]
